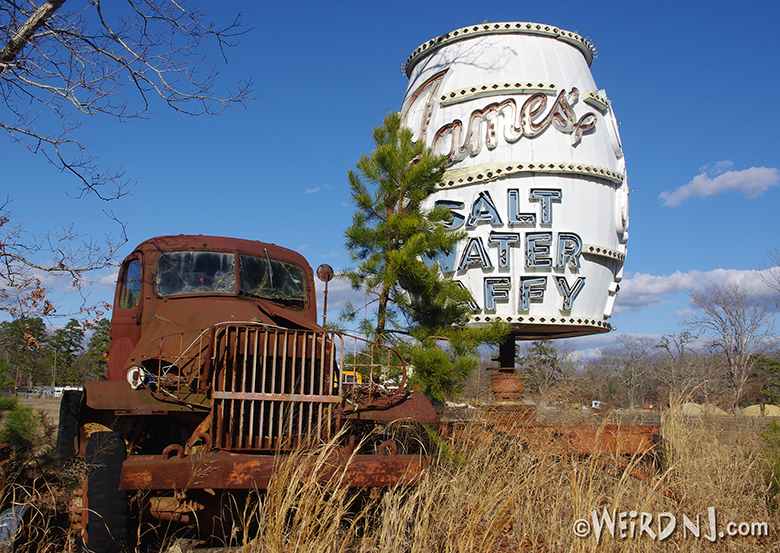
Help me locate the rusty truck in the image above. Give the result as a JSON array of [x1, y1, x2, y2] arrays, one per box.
[[56, 235, 436, 551]]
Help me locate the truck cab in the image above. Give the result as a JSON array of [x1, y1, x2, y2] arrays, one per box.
[[60, 235, 435, 551]]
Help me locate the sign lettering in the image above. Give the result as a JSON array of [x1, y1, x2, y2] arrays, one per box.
[[432, 187, 587, 313]]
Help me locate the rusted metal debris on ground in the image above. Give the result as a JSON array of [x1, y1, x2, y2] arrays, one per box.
[[439, 368, 661, 461]]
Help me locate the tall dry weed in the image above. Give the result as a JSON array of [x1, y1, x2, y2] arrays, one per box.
[[3, 404, 777, 552], [222, 406, 779, 552]]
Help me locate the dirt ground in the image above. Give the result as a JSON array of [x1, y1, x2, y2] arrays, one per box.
[[18, 397, 61, 427]]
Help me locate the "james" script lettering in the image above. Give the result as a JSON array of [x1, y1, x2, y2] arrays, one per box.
[[433, 89, 597, 165]]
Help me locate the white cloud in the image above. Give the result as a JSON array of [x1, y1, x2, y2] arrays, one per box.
[[615, 268, 774, 313], [312, 275, 370, 326], [305, 184, 331, 194], [670, 306, 699, 319], [89, 271, 119, 290], [709, 160, 734, 174], [659, 163, 779, 206], [567, 332, 663, 359]]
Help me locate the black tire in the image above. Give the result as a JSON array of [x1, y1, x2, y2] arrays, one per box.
[[56, 390, 83, 464], [84, 431, 128, 553]]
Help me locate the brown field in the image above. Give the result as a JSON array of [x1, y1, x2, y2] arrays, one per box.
[[17, 397, 61, 426], [160, 407, 780, 552], [230, 410, 779, 552], [5, 398, 780, 552]]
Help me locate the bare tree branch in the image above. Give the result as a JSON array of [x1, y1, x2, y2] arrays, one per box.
[[684, 281, 775, 411], [0, 199, 127, 318], [0, 1, 252, 319], [600, 335, 657, 410], [759, 248, 780, 308], [2, 1, 252, 195], [0, 0, 66, 75]]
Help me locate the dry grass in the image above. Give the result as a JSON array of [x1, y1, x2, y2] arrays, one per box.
[[3, 400, 780, 552], [181, 401, 780, 552]]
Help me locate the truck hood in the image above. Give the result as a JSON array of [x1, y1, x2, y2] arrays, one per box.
[[126, 296, 320, 370]]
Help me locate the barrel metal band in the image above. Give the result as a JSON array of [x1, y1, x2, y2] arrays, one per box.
[[583, 244, 626, 262], [439, 82, 557, 107], [440, 162, 625, 188], [405, 22, 595, 76], [468, 315, 611, 329]]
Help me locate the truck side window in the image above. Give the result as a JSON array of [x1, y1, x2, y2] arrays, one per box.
[[119, 259, 142, 309]]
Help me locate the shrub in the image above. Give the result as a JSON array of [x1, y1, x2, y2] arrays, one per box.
[[761, 418, 780, 507], [0, 405, 55, 468], [0, 397, 18, 411]]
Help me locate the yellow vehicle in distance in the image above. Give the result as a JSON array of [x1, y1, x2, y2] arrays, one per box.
[[342, 370, 364, 384]]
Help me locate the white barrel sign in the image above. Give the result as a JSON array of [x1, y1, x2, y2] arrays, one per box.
[[401, 22, 628, 339]]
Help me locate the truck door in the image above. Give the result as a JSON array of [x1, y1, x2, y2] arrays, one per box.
[[108, 256, 143, 381]]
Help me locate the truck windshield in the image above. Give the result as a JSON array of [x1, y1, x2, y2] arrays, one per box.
[[239, 254, 306, 306], [157, 252, 236, 296]]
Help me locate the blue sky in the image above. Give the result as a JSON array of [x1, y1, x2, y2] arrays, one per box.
[[3, 0, 779, 356]]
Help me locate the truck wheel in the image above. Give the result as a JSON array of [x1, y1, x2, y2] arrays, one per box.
[[82, 431, 128, 553], [56, 390, 83, 464]]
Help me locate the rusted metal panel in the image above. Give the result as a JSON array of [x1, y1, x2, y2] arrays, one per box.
[[342, 389, 437, 423], [119, 451, 428, 490], [440, 401, 658, 458], [561, 424, 657, 456], [212, 391, 340, 403], [503, 424, 658, 456], [83, 380, 205, 413], [489, 369, 525, 400]]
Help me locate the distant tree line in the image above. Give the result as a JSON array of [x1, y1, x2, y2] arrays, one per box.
[[0, 317, 110, 388], [461, 278, 779, 412], [502, 334, 780, 412]]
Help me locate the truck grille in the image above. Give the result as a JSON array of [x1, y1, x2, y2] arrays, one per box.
[[211, 324, 340, 452]]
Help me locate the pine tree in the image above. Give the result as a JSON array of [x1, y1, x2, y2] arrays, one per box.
[[341, 112, 506, 401], [753, 354, 780, 406], [85, 318, 111, 380], [43, 319, 84, 385], [0, 318, 47, 386]]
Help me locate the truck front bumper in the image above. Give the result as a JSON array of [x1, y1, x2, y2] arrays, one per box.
[[119, 449, 428, 490]]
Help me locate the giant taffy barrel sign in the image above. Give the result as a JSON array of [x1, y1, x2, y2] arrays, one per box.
[[401, 22, 628, 339]]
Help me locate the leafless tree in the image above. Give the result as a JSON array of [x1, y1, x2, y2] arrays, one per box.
[[579, 357, 620, 405], [600, 335, 657, 410], [654, 331, 713, 401], [0, 198, 126, 317], [760, 249, 780, 308], [684, 281, 775, 411], [0, 1, 251, 318]]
